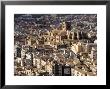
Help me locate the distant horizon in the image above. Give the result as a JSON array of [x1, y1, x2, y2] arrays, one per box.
[[14, 14, 97, 18]]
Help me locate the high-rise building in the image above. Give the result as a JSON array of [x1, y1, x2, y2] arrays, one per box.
[[65, 21, 71, 31], [16, 47, 21, 58], [52, 61, 63, 76], [52, 62, 71, 76], [62, 64, 71, 76]]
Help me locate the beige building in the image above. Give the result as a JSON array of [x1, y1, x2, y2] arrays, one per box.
[[71, 68, 87, 76], [45, 61, 53, 74], [71, 42, 83, 54], [71, 67, 96, 76], [25, 36, 37, 48]]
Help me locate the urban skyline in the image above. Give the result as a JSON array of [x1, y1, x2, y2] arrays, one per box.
[[14, 14, 97, 76]]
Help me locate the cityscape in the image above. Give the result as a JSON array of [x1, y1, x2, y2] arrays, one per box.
[[14, 14, 97, 76]]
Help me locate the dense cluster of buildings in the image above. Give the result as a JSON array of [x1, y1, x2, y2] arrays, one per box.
[[14, 14, 97, 76]]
